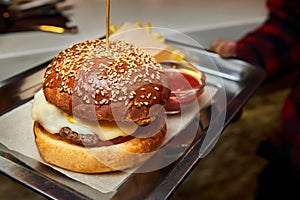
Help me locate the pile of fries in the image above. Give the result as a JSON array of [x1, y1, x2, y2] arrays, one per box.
[[109, 22, 185, 62]]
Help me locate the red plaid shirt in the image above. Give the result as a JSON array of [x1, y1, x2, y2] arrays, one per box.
[[236, 0, 300, 170]]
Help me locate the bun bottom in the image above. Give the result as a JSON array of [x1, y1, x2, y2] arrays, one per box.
[[33, 121, 166, 173]]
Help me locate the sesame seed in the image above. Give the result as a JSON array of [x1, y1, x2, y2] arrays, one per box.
[[146, 93, 152, 99], [134, 102, 142, 107], [88, 78, 94, 84]]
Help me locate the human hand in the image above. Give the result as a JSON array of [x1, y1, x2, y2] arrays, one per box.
[[210, 39, 237, 58]]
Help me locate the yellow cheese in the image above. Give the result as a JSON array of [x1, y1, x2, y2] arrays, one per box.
[[31, 89, 137, 140]]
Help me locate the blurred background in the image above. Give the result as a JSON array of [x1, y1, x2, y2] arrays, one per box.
[[0, 0, 278, 199]]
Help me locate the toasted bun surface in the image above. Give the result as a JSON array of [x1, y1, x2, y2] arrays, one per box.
[[43, 39, 170, 125], [33, 121, 166, 173]]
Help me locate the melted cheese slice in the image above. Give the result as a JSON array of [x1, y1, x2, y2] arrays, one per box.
[[31, 90, 138, 140]]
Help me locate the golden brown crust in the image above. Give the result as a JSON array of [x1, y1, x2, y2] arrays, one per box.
[[33, 121, 166, 173], [43, 39, 170, 125]]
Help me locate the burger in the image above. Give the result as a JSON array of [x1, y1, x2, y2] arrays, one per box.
[[31, 39, 170, 173]]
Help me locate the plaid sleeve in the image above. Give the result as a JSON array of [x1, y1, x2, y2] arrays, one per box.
[[236, 0, 300, 170], [236, 0, 300, 78]]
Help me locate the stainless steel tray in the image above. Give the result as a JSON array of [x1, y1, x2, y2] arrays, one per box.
[[0, 40, 265, 200]]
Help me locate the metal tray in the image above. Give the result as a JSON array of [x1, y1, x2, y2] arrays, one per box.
[[0, 40, 265, 200]]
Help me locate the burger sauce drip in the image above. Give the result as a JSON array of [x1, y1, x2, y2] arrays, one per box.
[[165, 70, 202, 112]]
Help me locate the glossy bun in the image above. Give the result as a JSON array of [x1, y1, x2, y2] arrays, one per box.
[[43, 39, 170, 125]]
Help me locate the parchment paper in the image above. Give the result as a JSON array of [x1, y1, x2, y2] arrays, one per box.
[[0, 86, 216, 193]]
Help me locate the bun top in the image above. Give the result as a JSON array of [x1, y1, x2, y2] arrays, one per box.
[[43, 39, 170, 125]]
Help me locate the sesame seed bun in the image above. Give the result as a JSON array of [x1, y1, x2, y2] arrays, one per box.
[[33, 121, 166, 173], [43, 39, 170, 125], [32, 39, 170, 173]]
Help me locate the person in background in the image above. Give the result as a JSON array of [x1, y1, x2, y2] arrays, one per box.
[[210, 0, 300, 199]]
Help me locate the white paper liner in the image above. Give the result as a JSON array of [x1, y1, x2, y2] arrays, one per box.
[[0, 85, 217, 193]]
